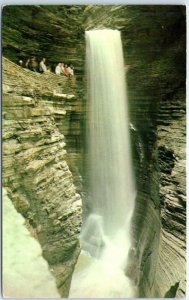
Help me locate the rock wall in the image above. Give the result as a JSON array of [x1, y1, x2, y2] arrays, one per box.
[[84, 5, 186, 297], [152, 90, 186, 297], [2, 5, 85, 73], [2, 57, 82, 297]]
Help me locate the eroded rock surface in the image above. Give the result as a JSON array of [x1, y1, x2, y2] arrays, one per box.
[[84, 5, 186, 297], [152, 93, 186, 297], [2, 5, 85, 73], [2, 57, 82, 297]]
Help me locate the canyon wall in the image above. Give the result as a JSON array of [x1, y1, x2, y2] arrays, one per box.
[[2, 57, 82, 297], [152, 84, 186, 297], [84, 5, 186, 297], [2, 5, 186, 298], [2, 5, 85, 73]]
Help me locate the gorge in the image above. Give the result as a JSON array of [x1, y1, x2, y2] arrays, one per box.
[[2, 5, 186, 298]]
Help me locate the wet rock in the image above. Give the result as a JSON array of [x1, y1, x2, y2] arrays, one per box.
[[3, 189, 60, 298], [2, 57, 82, 297], [84, 5, 186, 298]]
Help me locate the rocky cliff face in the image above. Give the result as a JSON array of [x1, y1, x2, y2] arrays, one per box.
[[2, 57, 82, 297], [2, 5, 85, 73], [2, 5, 186, 298], [153, 90, 186, 297], [84, 5, 186, 297]]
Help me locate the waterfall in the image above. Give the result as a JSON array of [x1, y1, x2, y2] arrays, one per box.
[[70, 29, 137, 298]]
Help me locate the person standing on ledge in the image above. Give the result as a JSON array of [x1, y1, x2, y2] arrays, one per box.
[[29, 57, 38, 72], [61, 63, 65, 74], [55, 63, 62, 75], [64, 64, 70, 77], [39, 58, 48, 73], [67, 64, 74, 76]]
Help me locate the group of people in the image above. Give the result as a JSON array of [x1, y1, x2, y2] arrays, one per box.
[[18, 57, 74, 77], [55, 63, 74, 77]]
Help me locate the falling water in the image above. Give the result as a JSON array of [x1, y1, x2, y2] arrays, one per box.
[[70, 29, 137, 298]]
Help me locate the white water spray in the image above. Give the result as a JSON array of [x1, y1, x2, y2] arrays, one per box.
[[70, 29, 136, 298]]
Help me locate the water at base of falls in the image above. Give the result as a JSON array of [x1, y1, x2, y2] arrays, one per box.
[[70, 29, 137, 298], [69, 214, 137, 298], [70, 249, 137, 298]]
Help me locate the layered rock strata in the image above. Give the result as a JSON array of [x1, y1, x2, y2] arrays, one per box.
[[84, 5, 186, 297], [152, 92, 186, 297], [2, 5, 85, 73], [2, 57, 82, 297]]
